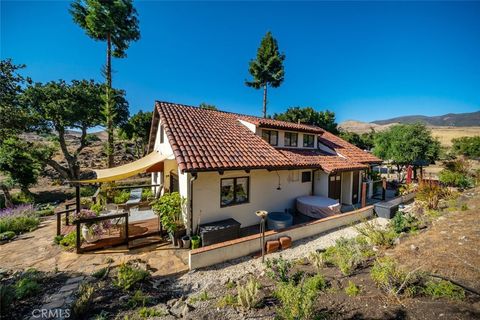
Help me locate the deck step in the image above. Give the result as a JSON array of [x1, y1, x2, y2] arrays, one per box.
[[128, 236, 164, 250]]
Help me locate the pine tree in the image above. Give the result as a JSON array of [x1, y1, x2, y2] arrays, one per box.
[[246, 32, 285, 118], [70, 0, 140, 167]]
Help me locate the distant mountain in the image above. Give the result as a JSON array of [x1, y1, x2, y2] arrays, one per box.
[[371, 111, 480, 127]]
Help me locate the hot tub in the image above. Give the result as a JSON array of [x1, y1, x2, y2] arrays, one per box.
[[267, 212, 293, 230]]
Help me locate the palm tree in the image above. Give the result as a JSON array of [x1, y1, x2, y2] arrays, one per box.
[[246, 32, 285, 118], [70, 0, 140, 167]]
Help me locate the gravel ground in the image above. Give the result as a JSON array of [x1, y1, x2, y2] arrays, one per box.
[[175, 217, 389, 293]]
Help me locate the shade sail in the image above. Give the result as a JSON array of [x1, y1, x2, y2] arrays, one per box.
[[78, 151, 170, 184]]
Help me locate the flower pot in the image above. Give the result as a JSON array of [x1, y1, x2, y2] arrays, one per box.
[[81, 225, 99, 243], [181, 235, 191, 249], [191, 235, 201, 249], [172, 228, 186, 247]]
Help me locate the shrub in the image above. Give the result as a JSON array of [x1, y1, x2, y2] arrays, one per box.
[[390, 211, 419, 234], [356, 221, 397, 248], [0, 284, 14, 313], [423, 279, 465, 300], [439, 170, 473, 189], [59, 232, 78, 250], [92, 267, 108, 279], [275, 274, 326, 320], [345, 281, 361, 297], [80, 185, 97, 197], [321, 238, 371, 276], [114, 263, 149, 291], [142, 188, 153, 201], [0, 231, 16, 241], [126, 290, 151, 309], [217, 293, 236, 308], [11, 192, 34, 205], [138, 307, 166, 318], [308, 251, 326, 271], [151, 192, 186, 234], [451, 136, 480, 158], [114, 190, 131, 204], [90, 203, 103, 215], [0, 204, 40, 234], [15, 269, 41, 299], [416, 183, 450, 210], [237, 277, 260, 309], [370, 257, 422, 297], [461, 204, 468, 211], [265, 256, 292, 283], [73, 283, 95, 318]]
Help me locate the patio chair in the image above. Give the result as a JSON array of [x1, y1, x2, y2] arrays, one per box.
[[124, 188, 143, 213]]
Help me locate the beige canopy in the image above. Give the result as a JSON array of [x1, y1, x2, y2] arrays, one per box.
[[78, 151, 169, 184]]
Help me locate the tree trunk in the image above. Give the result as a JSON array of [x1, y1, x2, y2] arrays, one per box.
[[1, 184, 13, 208], [262, 84, 268, 118], [106, 32, 114, 168]]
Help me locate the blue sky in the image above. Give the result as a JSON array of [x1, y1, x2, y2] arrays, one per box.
[[2, 1, 479, 123]]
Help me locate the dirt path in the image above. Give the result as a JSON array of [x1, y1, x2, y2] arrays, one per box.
[[0, 217, 188, 277]]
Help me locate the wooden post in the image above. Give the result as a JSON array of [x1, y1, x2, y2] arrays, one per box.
[[76, 222, 81, 254], [56, 212, 61, 236], [382, 178, 387, 201], [125, 212, 129, 248], [75, 185, 81, 213], [361, 182, 367, 208]]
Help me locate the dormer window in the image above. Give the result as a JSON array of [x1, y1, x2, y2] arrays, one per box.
[[284, 132, 298, 147], [303, 134, 314, 148], [262, 129, 278, 146]]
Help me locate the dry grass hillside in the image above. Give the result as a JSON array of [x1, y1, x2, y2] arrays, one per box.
[[339, 120, 480, 147]]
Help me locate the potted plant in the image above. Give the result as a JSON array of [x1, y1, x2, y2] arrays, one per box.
[[191, 235, 201, 249], [181, 235, 191, 249], [73, 209, 112, 243], [151, 192, 186, 246]]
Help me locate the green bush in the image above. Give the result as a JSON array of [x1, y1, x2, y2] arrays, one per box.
[[114, 190, 131, 204], [390, 211, 419, 234], [237, 277, 260, 309], [451, 136, 480, 158], [423, 279, 465, 300], [151, 192, 186, 234], [90, 202, 103, 214], [142, 188, 153, 201], [345, 281, 361, 297], [0, 284, 14, 313], [59, 232, 78, 250], [35, 208, 54, 217], [126, 290, 151, 309], [370, 257, 422, 297], [15, 269, 41, 299], [138, 307, 166, 318], [0, 231, 16, 241], [265, 256, 292, 283], [92, 267, 108, 279], [275, 274, 326, 320], [11, 192, 34, 205], [73, 283, 95, 318], [114, 263, 149, 291], [217, 293, 236, 308], [320, 237, 374, 276], [0, 215, 40, 234], [80, 186, 97, 197], [439, 170, 473, 189], [356, 221, 397, 248]]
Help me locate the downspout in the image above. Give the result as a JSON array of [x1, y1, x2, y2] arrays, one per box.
[[189, 172, 198, 235], [311, 168, 320, 195]]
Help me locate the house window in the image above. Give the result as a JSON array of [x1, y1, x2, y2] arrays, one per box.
[[160, 125, 164, 143], [303, 134, 314, 148], [289, 170, 299, 182], [262, 130, 278, 146], [301, 171, 312, 183], [221, 177, 250, 207], [284, 132, 298, 147]]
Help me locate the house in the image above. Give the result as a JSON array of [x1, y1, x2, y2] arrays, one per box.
[[147, 101, 381, 233]]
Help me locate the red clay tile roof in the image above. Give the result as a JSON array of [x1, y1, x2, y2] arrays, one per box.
[[277, 148, 368, 173], [154, 101, 380, 173], [318, 131, 381, 164]]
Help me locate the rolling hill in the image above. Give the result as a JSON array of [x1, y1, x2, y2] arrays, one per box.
[[371, 111, 480, 127]]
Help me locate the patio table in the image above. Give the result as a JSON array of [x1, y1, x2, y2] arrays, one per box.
[[296, 195, 341, 219]]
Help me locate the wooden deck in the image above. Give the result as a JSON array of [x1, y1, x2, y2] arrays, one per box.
[[61, 217, 162, 252]]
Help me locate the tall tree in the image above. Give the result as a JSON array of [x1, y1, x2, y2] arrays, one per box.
[[0, 59, 31, 140], [273, 106, 339, 134], [198, 102, 218, 111], [70, 0, 140, 168], [22, 80, 129, 181], [373, 123, 440, 176], [119, 110, 152, 158], [246, 31, 285, 118]]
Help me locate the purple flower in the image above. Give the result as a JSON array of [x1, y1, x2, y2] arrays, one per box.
[[0, 204, 35, 219]]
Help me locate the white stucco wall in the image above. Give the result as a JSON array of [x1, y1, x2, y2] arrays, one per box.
[[191, 169, 314, 230], [341, 171, 353, 205], [314, 171, 329, 197]]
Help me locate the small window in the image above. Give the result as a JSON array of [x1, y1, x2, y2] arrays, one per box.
[[160, 125, 164, 143], [221, 177, 250, 207], [262, 130, 278, 146], [288, 170, 299, 182], [301, 171, 312, 183], [303, 134, 314, 148], [284, 132, 298, 147]]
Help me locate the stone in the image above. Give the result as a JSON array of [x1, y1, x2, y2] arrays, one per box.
[[59, 283, 79, 292], [65, 276, 84, 285], [265, 240, 280, 254], [410, 244, 419, 251], [42, 298, 65, 309], [279, 236, 292, 249], [182, 304, 195, 317]]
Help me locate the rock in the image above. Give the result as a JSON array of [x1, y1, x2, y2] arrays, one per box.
[[410, 244, 419, 251], [372, 246, 379, 252], [167, 298, 177, 307], [182, 304, 195, 317], [394, 238, 401, 245]]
